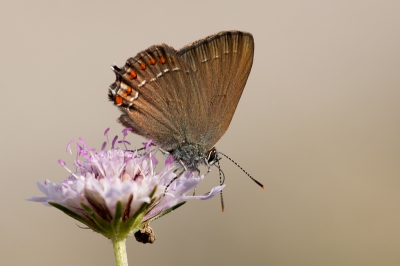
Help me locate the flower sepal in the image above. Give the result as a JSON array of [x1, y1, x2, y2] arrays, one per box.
[[145, 201, 187, 224], [47, 186, 160, 240], [49, 202, 109, 236]]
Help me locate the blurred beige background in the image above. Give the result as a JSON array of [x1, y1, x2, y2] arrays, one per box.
[[1, 0, 400, 265]]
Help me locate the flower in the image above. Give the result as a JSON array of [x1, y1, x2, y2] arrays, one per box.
[[27, 128, 225, 242]]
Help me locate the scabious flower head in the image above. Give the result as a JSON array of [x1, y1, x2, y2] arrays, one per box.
[[27, 128, 225, 242]]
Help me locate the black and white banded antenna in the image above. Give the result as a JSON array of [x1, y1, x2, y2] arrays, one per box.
[[218, 151, 265, 189]]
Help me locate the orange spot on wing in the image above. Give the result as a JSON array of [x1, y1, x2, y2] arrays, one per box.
[[126, 87, 132, 95], [159, 57, 166, 64], [149, 58, 156, 65], [140, 63, 146, 70], [115, 95, 123, 105], [129, 70, 137, 79]]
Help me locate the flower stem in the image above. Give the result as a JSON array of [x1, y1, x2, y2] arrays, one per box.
[[112, 238, 129, 266]]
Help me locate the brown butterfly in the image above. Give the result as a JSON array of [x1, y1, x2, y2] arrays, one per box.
[[109, 31, 254, 172]]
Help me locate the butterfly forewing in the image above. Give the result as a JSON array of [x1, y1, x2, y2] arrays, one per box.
[[110, 44, 209, 151], [178, 31, 254, 149]]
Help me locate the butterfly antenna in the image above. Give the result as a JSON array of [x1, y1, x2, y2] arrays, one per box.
[[215, 155, 225, 212], [218, 151, 265, 189]]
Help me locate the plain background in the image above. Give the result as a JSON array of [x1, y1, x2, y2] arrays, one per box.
[[1, 0, 400, 265]]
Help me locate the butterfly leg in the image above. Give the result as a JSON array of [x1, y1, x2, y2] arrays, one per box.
[[188, 167, 200, 196], [164, 168, 184, 193], [158, 148, 170, 155], [215, 158, 225, 212], [205, 156, 222, 174]]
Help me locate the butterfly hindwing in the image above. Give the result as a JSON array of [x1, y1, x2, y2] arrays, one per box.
[[109, 44, 209, 151]]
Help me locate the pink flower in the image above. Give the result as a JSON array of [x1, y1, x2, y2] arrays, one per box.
[[27, 128, 225, 241]]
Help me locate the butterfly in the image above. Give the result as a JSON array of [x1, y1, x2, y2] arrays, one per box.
[[109, 30, 254, 172]]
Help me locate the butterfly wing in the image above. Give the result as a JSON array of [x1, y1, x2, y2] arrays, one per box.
[[109, 44, 208, 151], [178, 31, 254, 149]]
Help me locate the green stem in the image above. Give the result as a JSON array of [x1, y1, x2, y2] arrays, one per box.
[[112, 238, 129, 266]]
